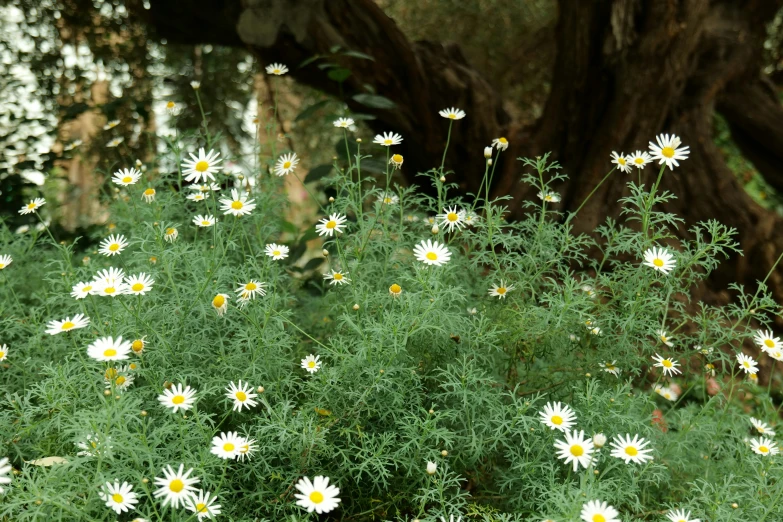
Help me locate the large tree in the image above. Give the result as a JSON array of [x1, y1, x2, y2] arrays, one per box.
[[128, 0, 783, 299]]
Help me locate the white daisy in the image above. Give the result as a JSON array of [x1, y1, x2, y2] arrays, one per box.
[[657, 329, 674, 347], [265, 243, 289, 260], [210, 431, 243, 459], [750, 437, 779, 456], [629, 150, 652, 169], [103, 119, 120, 130], [539, 401, 577, 432], [19, 197, 46, 215], [125, 273, 155, 295], [437, 206, 465, 232], [324, 270, 350, 286], [389, 154, 404, 169], [301, 354, 321, 374], [0, 255, 12, 270], [274, 152, 299, 176], [187, 192, 210, 202], [488, 280, 515, 299], [492, 137, 509, 150], [373, 132, 403, 147], [64, 139, 82, 151], [333, 117, 354, 128], [643, 247, 676, 274], [98, 234, 129, 256], [193, 214, 217, 228], [315, 213, 347, 237], [438, 107, 466, 120], [87, 336, 132, 362], [652, 353, 681, 376], [554, 429, 594, 471], [189, 182, 221, 192], [111, 168, 142, 187], [163, 227, 179, 242], [667, 509, 701, 522], [185, 490, 222, 520], [265, 63, 288, 75], [225, 381, 258, 411], [537, 191, 561, 203], [751, 417, 776, 437], [602, 361, 621, 376], [92, 267, 127, 297], [235, 280, 266, 301], [141, 187, 156, 202], [153, 464, 200, 508], [610, 151, 632, 173], [182, 148, 223, 183], [0, 457, 11, 493], [463, 211, 479, 226], [0, 344, 8, 362], [609, 434, 654, 464], [101, 480, 138, 514], [212, 293, 229, 316], [190, 81, 201, 89], [654, 384, 678, 402], [164, 100, 178, 115], [158, 384, 197, 413], [45, 314, 90, 335], [389, 283, 402, 297], [237, 437, 257, 462], [76, 433, 112, 457], [106, 137, 124, 148], [649, 133, 690, 170], [754, 329, 781, 353], [219, 189, 256, 217], [413, 239, 451, 266], [294, 476, 341, 514], [377, 191, 399, 206], [580, 500, 620, 522], [736, 353, 759, 374], [104, 366, 135, 391]]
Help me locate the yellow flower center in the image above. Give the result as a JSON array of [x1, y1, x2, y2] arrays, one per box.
[[144, 188, 155, 195], [496, 287, 507, 295], [448, 113, 456, 119], [129, 363, 137, 370], [105, 368, 118, 379], [333, 273, 343, 280], [551, 415, 563, 425], [108, 224, 116, 230], [236, 391, 247, 401], [27, 202, 36, 209], [325, 220, 337, 229], [246, 282, 257, 291], [592, 515, 606, 522], [122, 176, 132, 183], [426, 252, 438, 261], [447, 212, 458, 222], [625, 446, 638, 456], [195, 161, 209, 172], [759, 445, 769, 453], [231, 201, 244, 210], [618, 158, 626, 165], [499, 137, 507, 144], [169, 479, 184, 492], [273, 68, 281, 74], [132, 340, 144, 352], [570, 444, 584, 456], [653, 258, 664, 267], [384, 197, 393, 204], [661, 336, 668, 343], [743, 361, 750, 368], [662, 360, 673, 368], [309, 491, 324, 503], [283, 161, 291, 169], [166, 228, 175, 235], [61, 321, 75, 330], [661, 146, 675, 158], [765, 339, 775, 348], [664, 392, 672, 399], [0, 351, 5, 358], [392, 154, 403, 163], [606, 364, 616, 370], [172, 395, 185, 404], [103, 348, 117, 357], [635, 157, 644, 164], [545, 196, 554, 201], [202, 221, 210, 226], [308, 361, 316, 368], [0, 264, 4, 269], [384, 139, 392, 145], [115, 376, 126, 386], [758, 427, 766, 433], [166, 101, 175, 109], [223, 442, 235, 452], [390, 284, 401, 294], [196, 503, 207, 513], [273, 250, 281, 256], [109, 243, 120, 251], [132, 283, 144, 292], [112, 493, 124, 503]]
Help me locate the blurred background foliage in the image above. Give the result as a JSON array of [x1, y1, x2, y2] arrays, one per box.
[[1, 0, 782, 234]]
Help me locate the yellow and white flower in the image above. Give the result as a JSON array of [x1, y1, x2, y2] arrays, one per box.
[[539, 401, 577, 432], [373, 132, 403, 147], [153, 464, 200, 508], [87, 336, 132, 362], [610, 151, 632, 173], [165, 100, 178, 115], [492, 137, 509, 151], [46, 314, 90, 335], [212, 293, 229, 316], [537, 191, 561, 203], [657, 329, 673, 347], [124, 273, 155, 295], [554, 429, 594, 471], [750, 437, 779, 456], [315, 213, 347, 237], [438, 107, 466, 120], [225, 381, 258, 411], [274, 152, 299, 176], [301, 354, 322, 374], [654, 384, 678, 402], [294, 476, 341, 514], [93, 267, 127, 298], [488, 280, 514, 299], [64, 140, 82, 151], [413, 239, 451, 266], [666, 509, 701, 522], [750, 417, 776, 437], [437, 206, 465, 232], [211, 431, 244, 459], [185, 490, 222, 520], [237, 437, 257, 462], [0, 255, 12, 270], [333, 117, 354, 128], [189, 182, 221, 192], [389, 283, 402, 297], [193, 215, 216, 228], [265, 63, 288, 75], [182, 148, 223, 183], [76, 433, 112, 457], [324, 270, 350, 286], [158, 384, 197, 413], [0, 344, 8, 362], [580, 500, 620, 522], [265, 243, 289, 260], [19, 197, 46, 215], [643, 247, 676, 274], [71, 281, 95, 299], [219, 189, 256, 217], [389, 153, 404, 169], [736, 353, 758, 375], [106, 137, 124, 148], [602, 361, 621, 376], [131, 337, 147, 355], [649, 133, 690, 170], [190, 81, 201, 89], [652, 353, 681, 376], [235, 280, 266, 300], [163, 227, 179, 242], [104, 366, 135, 391], [629, 150, 652, 169], [111, 168, 142, 187], [609, 434, 653, 464], [99, 234, 129, 256], [101, 480, 138, 514], [754, 329, 781, 353], [187, 192, 210, 202], [103, 119, 120, 130], [141, 187, 156, 202], [377, 191, 399, 205]]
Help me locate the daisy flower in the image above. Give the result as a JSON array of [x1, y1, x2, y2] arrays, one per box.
[[76, 433, 112, 457], [190, 182, 221, 192], [463, 211, 479, 226], [212, 293, 229, 316], [580, 500, 620, 522], [488, 280, 515, 299], [0, 344, 8, 362], [301, 354, 321, 374], [125, 273, 155, 295], [537, 191, 561, 203], [190, 81, 201, 89], [274, 152, 299, 176], [106, 137, 124, 148], [643, 247, 676, 274], [768, 348, 783, 361], [377, 191, 399, 205], [492, 137, 509, 151], [0, 457, 10, 493], [750, 417, 776, 437], [101, 480, 138, 514], [667, 509, 701, 522], [629, 150, 651, 169], [165, 100, 178, 114], [153, 464, 200, 508], [413, 239, 451, 266], [315, 213, 347, 237], [0, 255, 12, 270], [654, 384, 678, 401], [19, 197, 46, 215], [237, 437, 257, 461], [649, 133, 690, 170], [389, 153, 404, 169], [99, 234, 129, 256], [324, 270, 350, 285], [294, 476, 341, 514], [87, 336, 132, 362], [45, 314, 90, 335], [333, 117, 354, 128], [610, 151, 632, 173], [736, 353, 759, 374], [235, 280, 266, 300], [225, 381, 258, 411], [266, 62, 288, 75], [389, 283, 402, 297], [104, 366, 134, 391], [210, 431, 243, 459], [602, 361, 621, 376], [657, 329, 673, 347], [539, 401, 577, 432], [182, 148, 223, 183], [750, 437, 779, 456], [437, 206, 465, 232], [609, 434, 654, 464], [158, 384, 197, 413], [219, 189, 256, 217], [754, 329, 781, 353], [93, 267, 126, 298], [265, 243, 289, 260], [373, 132, 403, 146], [141, 187, 156, 202], [652, 353, 681, 376], [439, 107, 466, 120], [187, 192, 210, 202], [554, 429, 594, 471], [103, 119, 120, 130], [163, 227, 179, 242], [193, 215, 217, 227], [185, 490, 222, 520], [131, 337, 146, 355], [64, 139, 82, 151], [111, 168, 142, 187]]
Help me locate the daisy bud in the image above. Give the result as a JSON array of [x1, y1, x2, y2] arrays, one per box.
[[487, 159, 493, 166], [190, 80, 201, 89], [428, 409, 434, 414], [431, 224, 439, 234], [439, 176, 446, 183], [426, 461, 437, 475], [441, 450, 448, 457], [257, 386, 265, 393], [353, 304, 360, 310], [593, 433, 607, 448], [140, 410, 147, 416], [103, 390, 111, 396], [329, 197, 335, 202], [484, 146, 492, 158], [732, 503, 738, 509], [135, 159, 142, 167], [356, 138, 362, 143], [322, 249, 329, 257]]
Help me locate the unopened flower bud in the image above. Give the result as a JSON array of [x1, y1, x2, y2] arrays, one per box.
[[484, 146, 492, 158], [329, 197, 335, 203], [441, 450, 448, 457], [439, 176, 446, 183], [431, 224, 439, 234], [322, 249, 329, 257], [593, 433, 607, 448], [257, 386, 265, 393], [426, 461, 437, 475], [353, 303, 360, 311]]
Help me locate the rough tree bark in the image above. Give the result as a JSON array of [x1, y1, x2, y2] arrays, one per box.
[[130, 0, 783, 299]]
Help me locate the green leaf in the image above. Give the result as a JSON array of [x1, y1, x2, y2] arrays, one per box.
[[317, 62, 338, 70], [304, 164, 334, 184], [342, 50, 375, 61], [295, 100, 330, 122], [351, 113, 377, 121], [298, 55, 322, 68], [352, 93, 396, 110], [300, 227, 320, 243], [327, 68, 352, 83], [329, 45, 342, 54]]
